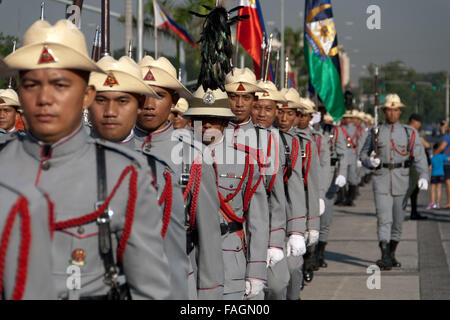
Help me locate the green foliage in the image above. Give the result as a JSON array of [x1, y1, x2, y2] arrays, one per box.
[[0, 33, 19, 89], [360, 61, 447, 124]]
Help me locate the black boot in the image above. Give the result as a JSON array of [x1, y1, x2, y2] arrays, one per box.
[[344, 185, 356, 206], [376, 241, 393, 270], [410, 212, 428, 220], [302, 247, 314, 282], [389, 240, 402, 268], [317, 241, 328, 268], [335, 187, 345, 205]]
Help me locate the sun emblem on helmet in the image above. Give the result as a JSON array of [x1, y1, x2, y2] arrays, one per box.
[[203, 91, 215, 105]]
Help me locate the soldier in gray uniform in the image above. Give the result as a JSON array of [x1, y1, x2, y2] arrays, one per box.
[[1, 19, 171, 299], [292, 96, 325, 283], [336, 109, 362, 206], [0, 174, 56, 299], [184, 86, 269, 300], [134, 56, 224, 300], [360, 94, 429, 270], [252, 81, 308, 300], [316, 105, 348, 268], [0, 89, 21, 134]]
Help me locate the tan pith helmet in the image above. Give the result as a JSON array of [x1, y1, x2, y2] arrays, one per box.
[[225, 67, 267, 93], [183, 87, 236, 120], [89, 56, 158, 97], [172, 97, 189, 114], [383, 93, 405, 108], [255, 80, 288, 103], [0, 89, 20, 108], [138, 56, 192, 99], [5, 19, 103, 73]]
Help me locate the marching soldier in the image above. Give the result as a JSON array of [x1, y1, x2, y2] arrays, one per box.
[[0, 19, 171, 299], [0, 89, 21, 134], [277, 89, 312, 300], [0, 174, 56, 300], [293, 96, 325, 282], [252, 80, 307, 300], [316, 103, 348, 268], [170, 97, 191, 129], [183, 86, 269, 300], [360, 94, 429, 270], [336, 109, 362, 206], [134, 56, 224, 299]]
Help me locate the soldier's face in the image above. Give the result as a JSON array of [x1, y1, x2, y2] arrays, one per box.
[[383, 107, 402, 124], [171, 111, 190, 130], [276, 108, 297, 132], [18, 69, 95, 144], [199, 118, 228, 145], [297, 112, 312, 129], [89, 91, 141, 142], [228, 92, 256, 124], [0, 105, 19, 131], [137, 86, 176, 132], [251, 99, 277, 129]]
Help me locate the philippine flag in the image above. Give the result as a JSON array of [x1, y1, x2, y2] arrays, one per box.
[[237, 0, 266, 79], [153, 0, 197, 48]]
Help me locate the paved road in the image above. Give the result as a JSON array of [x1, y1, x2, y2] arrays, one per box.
[[300, 181, 450, 300]]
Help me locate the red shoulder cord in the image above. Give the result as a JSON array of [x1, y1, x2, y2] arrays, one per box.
[[340, 125, 358, 153], [266, 132, 279, 193], [302, 142, 312, 186], [243, 153, 263, 212], [51, 165, 138, 266], [183, 156, 203, 229], [333, 126, 339, 146], [284, 137, 300, 183], [390, 125, 412, 156], [159, 171, 173, 238], [0, 196, 31, 300], [315, 135, 322, 159]]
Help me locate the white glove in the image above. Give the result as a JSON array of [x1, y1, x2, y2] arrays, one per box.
[[418, 178, 428, 191], [335, 175, 346, 187], [309, 112, 322, 125], [357, 160, 362, 168], [244, 279, 265, 299], [306, 230, 319, 246], [369, 157, 381, 168], [266, 248, 284, 268], [286, 234, 306, 257], [319, 198, 325, 216]]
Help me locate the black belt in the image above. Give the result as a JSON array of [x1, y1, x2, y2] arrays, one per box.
[[379, 160, 411, 169], [220, 222, 243, 236]]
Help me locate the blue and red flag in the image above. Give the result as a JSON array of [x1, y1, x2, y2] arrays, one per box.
[[237, 0, 267, 79], [153, 0, 197, 48]]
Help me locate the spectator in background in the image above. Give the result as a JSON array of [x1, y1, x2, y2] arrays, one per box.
[[434, 126, 450, 208], [440, 120, 448, 137], [428, 143, 450, 209], [406, 114, 431, 219]]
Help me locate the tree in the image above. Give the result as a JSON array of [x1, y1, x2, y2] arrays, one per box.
[[359, 61, 446, 124], [0, 33, 19, 89]]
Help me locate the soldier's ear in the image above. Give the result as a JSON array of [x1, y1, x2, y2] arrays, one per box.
[[82, 85, 96, 111]]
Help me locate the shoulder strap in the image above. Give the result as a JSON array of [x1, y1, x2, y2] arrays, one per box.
[[279, 132, 292, 180], [95, 144, 119, 282]]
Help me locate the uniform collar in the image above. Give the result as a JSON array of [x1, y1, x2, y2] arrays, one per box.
[[23, 124, 88, 161]]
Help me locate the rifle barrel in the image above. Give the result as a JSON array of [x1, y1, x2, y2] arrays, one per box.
[[101, 0, 110, 57]]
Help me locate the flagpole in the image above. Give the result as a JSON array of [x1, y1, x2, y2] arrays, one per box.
[[280, 0, 285, 86], [153, 0, 158, 59], [138, 0, 143, 61]]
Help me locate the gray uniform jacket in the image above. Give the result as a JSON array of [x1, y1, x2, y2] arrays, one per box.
[[337, 123, 360, 184], [134, 123, 224, 300], [208, 132, 270, 295], [360, 123, 429, 196], [0, 174, 56, 300], [228, 120, 284, 249], [0, 126, 171, 300], [310, 128, 331, 198], [278, 131, 308, 237], [292, 128, 320, 232]]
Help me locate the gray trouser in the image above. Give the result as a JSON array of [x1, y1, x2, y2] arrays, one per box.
[[347, 162, 361, 186], [286, 255, 304, 300], [374, 193, 406, 242], [265, 256, 290, 300], [320, 176, 339, 242]]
